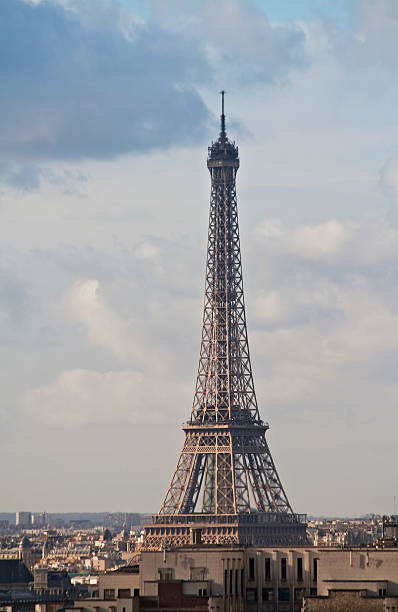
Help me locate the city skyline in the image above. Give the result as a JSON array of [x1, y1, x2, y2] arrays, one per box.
[[1, 0, 398, 516]]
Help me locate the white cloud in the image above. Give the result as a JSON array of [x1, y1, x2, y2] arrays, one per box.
[[135, 241, 159, 260], [252, 290, 283, 324], [24, 369, 163, 427], [153, 0, 307, 85], [60, 277, 179, 376], [347, 0, 398, 69], [255, 204, 398, 266], [293, 219, 352, 258], [255, 218, 353, 262], [251, 285, 398, 415], [62, 279, 135, 361]]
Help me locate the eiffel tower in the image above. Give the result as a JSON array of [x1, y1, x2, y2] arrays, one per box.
[[143, 93, 307, 549]]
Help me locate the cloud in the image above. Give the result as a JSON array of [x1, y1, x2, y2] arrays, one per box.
[[153, 0, 308, 86], [61, 276, 178, 375], [0, 163, 87, 192], [0, 0, 211, 162], [62, 279, 135, 361], [342, 0, 398, 70], [0, 267, 28, 342], [0, 0, 309, 173], [252, 286, 398, 414], [293, 219, 352, 258], [0, 164, 42, 191], [255, 212, 398, 266], [24, 368, 163, 426], [255, 218, 353, 263]]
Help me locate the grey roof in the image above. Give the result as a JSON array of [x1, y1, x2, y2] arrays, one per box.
[[0, 560, 33, 585], [19, 536, 32, 549]]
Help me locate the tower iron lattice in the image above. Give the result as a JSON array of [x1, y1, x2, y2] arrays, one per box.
[[143, 93, 307, 549]]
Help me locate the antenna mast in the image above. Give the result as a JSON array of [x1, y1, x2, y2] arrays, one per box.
[[220, 90, 226, 139]]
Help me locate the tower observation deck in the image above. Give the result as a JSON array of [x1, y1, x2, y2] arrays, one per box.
[[143, 93, 307, 549]]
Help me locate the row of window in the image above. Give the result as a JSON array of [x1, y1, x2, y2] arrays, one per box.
[[248, 556, 318, 582], [224, 568, 245, 596], [247, 587, 317, 602], [103, 588, 140, 599]]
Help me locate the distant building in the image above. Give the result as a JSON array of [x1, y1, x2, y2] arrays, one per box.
[[18, 536, 42, 570], [32, 512, 47, 528], [382, 515, 398, 545], [91, 556, 113, 572], [15, 512, 31, 528], [34, 567, 72, 596]]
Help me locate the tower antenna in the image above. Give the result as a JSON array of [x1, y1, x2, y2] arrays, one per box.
[[219, 90, 226, 138]]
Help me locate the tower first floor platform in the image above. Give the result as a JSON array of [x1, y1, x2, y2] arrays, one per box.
[[142, 512, 308, 550]]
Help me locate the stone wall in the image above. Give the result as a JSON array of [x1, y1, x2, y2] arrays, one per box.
[[303, 591, 383, 612]]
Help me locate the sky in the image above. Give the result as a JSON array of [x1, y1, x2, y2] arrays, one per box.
[[1, 0, 398, 517]]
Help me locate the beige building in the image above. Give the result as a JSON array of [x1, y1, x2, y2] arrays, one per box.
[[66, 546, 317, 612], [316, 548, 398, 597], [140, 546, 318, 609], [303, 548, 398, 611], [62, 545, 398, 612]]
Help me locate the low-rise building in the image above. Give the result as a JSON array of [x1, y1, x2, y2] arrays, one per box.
[[303, 547, 398, 611]]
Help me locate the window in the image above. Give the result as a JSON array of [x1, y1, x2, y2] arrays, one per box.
[[198, 588, 207, 597], [158, 568, 173, 581], [133, 589, 139, 597], [265, 557, 271, 581], [241, 569, 244, 595], [224, 569, 228, 595], [379, 588, 386, 597], [246, 588, 257, 602], [278, 587, 290, 601], [191, 528, 202, 544], [295, 588, 305, 602], [249, 557, 255, 581], [262, 588, 274, 601], [235, 569, 239, 595], [104, 589, 115, 599], [281, 557, 287, 581], [118, 589, 130, 598], [313, 558, 318, 582], [297, 557, 303, 581], [229, 569, 233, 594]]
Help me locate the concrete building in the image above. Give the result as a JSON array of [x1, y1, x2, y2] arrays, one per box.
[[382, 516, 398, 545], [303, 547, 398, 611], [139, 546, 317, 610], [317, 548, 398, 597], [64, 545, 398, 612], [64, 546, 317, 612], [32, 513, 47, 528], [302, 590, 398, 611], [15, 512, 31, 529]]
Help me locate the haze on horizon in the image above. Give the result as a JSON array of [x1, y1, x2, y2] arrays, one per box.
[[1, 0, 398, 517]]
